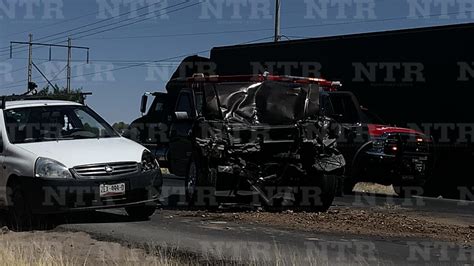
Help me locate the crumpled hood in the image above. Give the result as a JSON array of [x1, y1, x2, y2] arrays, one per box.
[[203, 81, 320, 125], [15, 137, 146, 168]]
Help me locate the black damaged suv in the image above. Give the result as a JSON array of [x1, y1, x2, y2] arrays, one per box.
[[128, 74, 345, 211]]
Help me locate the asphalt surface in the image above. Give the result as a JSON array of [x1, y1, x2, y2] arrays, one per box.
[[57, 176, 474, 265]]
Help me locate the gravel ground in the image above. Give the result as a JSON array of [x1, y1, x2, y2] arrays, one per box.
[[169, 206, 474, 247]]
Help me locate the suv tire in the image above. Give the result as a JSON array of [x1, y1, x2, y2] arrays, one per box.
[[294, 174, 338, 212], [185, 154, 217, 209], [8, 183, 34, 230]]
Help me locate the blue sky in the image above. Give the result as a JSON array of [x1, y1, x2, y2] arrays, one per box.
[[1, 0, 472, 124]]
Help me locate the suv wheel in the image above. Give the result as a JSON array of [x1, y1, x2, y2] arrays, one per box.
[[185, 160, 198, 204], [315, 174, 338, 212], [185, 155, 217, 209], [295, 174, 338, 212], [125, 205, 156, 220]]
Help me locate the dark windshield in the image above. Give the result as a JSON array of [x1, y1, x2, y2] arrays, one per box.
[[4, 105, 119, 144], [361, 109, 386, 124]]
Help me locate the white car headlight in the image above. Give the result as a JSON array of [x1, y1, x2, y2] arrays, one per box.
[[35, 157, 73, 179]]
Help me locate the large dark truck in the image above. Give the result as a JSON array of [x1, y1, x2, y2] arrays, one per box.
[[209, 23, 474, 198], [128, 74, 346, 211]]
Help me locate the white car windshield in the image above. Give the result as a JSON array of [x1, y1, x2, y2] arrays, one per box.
[[4, 105, 119, 143]]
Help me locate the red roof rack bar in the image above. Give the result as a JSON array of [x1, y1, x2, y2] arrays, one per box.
[[172, 74, 342, 90]]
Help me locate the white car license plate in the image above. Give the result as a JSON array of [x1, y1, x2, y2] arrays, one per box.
[[100, 183, 126, 197]]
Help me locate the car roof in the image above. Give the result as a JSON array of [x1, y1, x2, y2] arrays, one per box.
[[4, 100, 83, 109]]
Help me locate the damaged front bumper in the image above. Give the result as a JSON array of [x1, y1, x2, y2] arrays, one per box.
[[362, 151, 430, 186], [194, 121, 346, 201]]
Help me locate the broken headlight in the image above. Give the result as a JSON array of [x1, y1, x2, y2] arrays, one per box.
[[370, 138, 398, 154], [141, 150, 159, 171], [369, 139, 385, 154]]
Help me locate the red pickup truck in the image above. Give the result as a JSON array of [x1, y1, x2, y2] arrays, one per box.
[[320, 89, 433, 196]]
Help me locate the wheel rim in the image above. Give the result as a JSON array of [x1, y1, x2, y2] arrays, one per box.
[[186, 162, 197, 200]]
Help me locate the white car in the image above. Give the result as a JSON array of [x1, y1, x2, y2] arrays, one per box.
[[0, 98, 162, 227]]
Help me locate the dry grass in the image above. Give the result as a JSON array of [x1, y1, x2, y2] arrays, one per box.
[[0, 229, 364, 265]]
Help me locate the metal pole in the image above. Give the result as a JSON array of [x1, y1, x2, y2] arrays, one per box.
[[10, 38, 89, 92], [27, 34, 33, 91], [274, 0, 281, 42], [67, 37, 72, 93]]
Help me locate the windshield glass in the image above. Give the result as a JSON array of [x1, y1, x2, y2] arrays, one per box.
[[4, 105, 119, 144], [328, 94, 360, 124], [361, 109, 386, 124]]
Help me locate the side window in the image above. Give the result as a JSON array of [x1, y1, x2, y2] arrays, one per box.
[[320, 94, 334, 117], [194, 92, 203, 116], [175, 92, 194, 117], [329, 94, 360, 123], [154, 102, 164, 113]]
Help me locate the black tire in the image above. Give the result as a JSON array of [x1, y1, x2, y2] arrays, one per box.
[[185, 154, 217, 209], [125, 205, 156, 220], [294, 174, 338, 212], [314, 174, 338, 212], [8, 183, 34, 230], [185, 159, 198, 205]]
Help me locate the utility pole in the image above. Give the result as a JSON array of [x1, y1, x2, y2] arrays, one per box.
[[67, 37, 72, 93], [11, 35, 90, 93], [274, 0, 281, 42], [27, 34, 33, 87]]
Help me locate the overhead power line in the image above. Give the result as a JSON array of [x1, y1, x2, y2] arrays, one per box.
[[66, 2, 201, 41], [0, 1, 201, 64], [2, 36, 274, 90], [79, 28, 276, 40], [6, 57, 182, 63], [0, 1, 168, 52], [0, 0, 194, 56], [44, 36, 274, 84], [0, 9, 101, 39], [4, 8, 472, 60]]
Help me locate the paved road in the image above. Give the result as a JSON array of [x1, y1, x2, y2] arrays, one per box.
[[58, 176, 474, 265]]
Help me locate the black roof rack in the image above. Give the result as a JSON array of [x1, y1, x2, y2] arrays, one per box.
[[0, 92, 92, 109]]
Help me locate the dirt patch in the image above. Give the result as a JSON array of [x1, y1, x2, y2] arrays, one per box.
[[0, 229, 176, 265], [353, 182, 396, 196], [171, 206, 473, 246]]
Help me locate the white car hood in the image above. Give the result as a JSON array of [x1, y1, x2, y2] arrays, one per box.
[[16, 137, 145, 168]]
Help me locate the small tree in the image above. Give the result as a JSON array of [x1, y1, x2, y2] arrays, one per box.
[[112, 122, 129, 134], [37, 84, 87, 103]]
